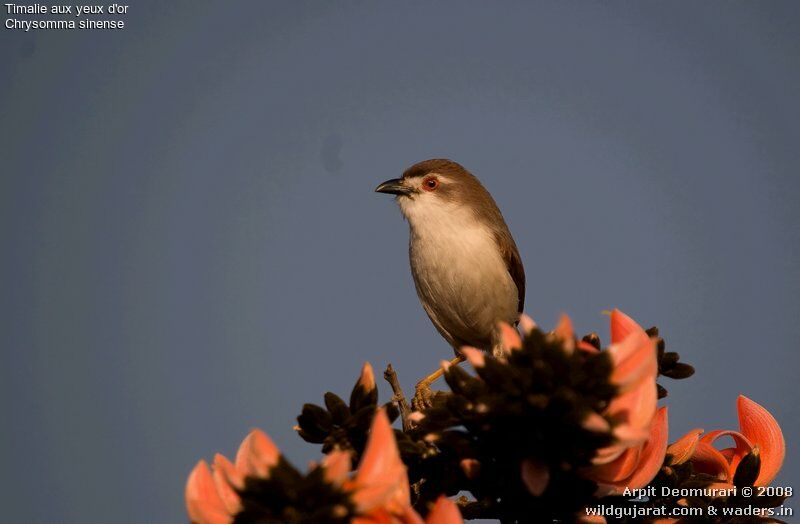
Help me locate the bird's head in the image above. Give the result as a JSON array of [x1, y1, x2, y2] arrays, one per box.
[[375, 159, 499, 225]]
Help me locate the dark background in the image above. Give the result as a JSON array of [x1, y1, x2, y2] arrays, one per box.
[[1, 2, 798, 522]]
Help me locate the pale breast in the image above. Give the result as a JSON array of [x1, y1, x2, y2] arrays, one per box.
[[407, 210, 518, 350]]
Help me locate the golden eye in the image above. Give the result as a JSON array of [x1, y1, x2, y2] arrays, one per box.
[[422, 176, 439, 191]]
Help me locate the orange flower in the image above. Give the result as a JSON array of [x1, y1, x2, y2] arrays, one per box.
[[667, 395, 785, 486], [484, 310, 666, 496], [346, 408, 412, 521], [582, 309, 667, 495], [186, 399, 463, 523], [487, 310, 665, 496], [185, 429, 277, 523]]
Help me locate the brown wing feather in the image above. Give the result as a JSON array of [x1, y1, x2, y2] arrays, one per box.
[[506, 241, 526, 316], [494, 229, 526, 317]]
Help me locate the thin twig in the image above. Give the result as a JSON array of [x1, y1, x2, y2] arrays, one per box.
[[383, 364, 412, 432]]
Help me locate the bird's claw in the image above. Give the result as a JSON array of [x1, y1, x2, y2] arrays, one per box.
[[412, 383, 435, 411]]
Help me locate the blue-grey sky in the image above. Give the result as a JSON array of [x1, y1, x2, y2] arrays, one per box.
[[1, 2, 798, 522]]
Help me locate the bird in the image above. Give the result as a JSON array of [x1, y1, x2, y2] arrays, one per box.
[[375, 159, 525, 407]]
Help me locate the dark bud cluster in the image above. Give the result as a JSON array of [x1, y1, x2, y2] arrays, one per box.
[[295, 363, 425, 467], [408, 327, 619, 521], [584, 326, 694, 399], [234, 457, 354, 524], [645, 327, 695, 399]]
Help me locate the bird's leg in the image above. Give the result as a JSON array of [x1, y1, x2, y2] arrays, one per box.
[[412, 354, 466, 411], [491, 340, 505, 359]]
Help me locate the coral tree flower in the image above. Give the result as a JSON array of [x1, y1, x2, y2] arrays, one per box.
[[580, 309, 667, 495], [667, 395, 785, 486], [186, 395, 463, 523], [477, 310, 666, 498]]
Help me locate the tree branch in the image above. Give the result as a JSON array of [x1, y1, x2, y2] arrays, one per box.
[[383, 364, 412, 432]]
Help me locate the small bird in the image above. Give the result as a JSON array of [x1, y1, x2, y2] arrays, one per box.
[[376, 159, 525, 406]]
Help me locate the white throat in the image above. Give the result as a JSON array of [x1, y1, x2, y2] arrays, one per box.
[[398, 194, 480, 240]]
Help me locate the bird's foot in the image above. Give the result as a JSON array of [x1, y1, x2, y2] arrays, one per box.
[[491, 342, 505, 359], [412, 383, 435, 411]]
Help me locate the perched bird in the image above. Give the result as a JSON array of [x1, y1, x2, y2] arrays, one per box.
[[375, 159, 525, 405]]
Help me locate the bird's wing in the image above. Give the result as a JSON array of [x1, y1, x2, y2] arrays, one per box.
[[496, 230, 526, 317]]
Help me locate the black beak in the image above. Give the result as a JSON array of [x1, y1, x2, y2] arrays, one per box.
[[375, 178, 413, 196]]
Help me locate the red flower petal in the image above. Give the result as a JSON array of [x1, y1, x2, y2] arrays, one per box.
[[358, 362, 376, 392], [353, 409, 410, 514], [608, 331, 657, 393], [582, 412, 611, 433], [212, 454, 243, 514], [213, 453, 243, 490], [498, 322, 522, 352], [737, 395, 785, 485], [609, 309, 643, 344], [606, 375, 657, 445], [691, 441, 732, 482], [459, 458, 481, 480], [588, 447, 642, 483], [521, 459, 550, 496], [186, 460, 233, 524], [593, 407, 668, 495], [576, 514, 607, 523], [667, 428, 703, 465], [624, 407, 669, 489], [553, 314, 575, 353], [323, 450, 352, 486], [461, 346, 485, 368], [519, 314, 537, 335], [592, 442, 630, 466], [700, 429, 752, 477], [234, 429, 280, 479]]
